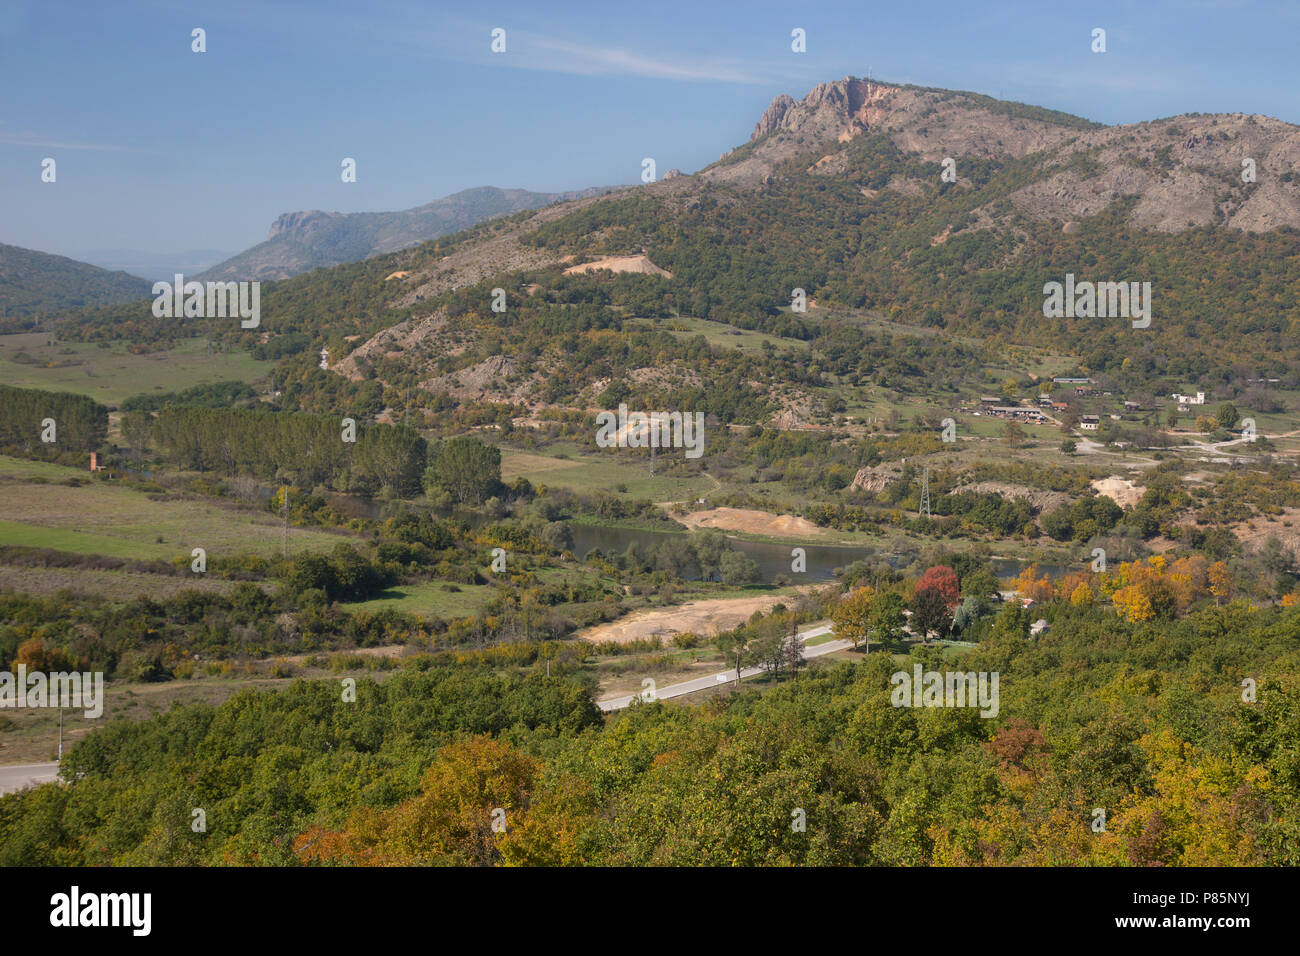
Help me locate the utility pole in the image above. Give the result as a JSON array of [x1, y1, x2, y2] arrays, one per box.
[[919, 466, 931, 518], [58, 707, 63, 764], [282, 485, 289, 559]]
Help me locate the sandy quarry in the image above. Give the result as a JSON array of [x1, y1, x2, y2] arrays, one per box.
[[1091, 476, 1146, 508], [562, 254, 672, 278], [673, 506, 827, 538], [577, 593, 800, 644]]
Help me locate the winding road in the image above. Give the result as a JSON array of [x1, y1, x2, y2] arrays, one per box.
[[597, 622, 852, 711]]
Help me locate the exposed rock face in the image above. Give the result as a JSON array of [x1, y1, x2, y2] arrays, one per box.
[[706, 74, 1092, 190], [721, 75, 1300, 234], [333, 312, 448, 382], [952, 481, 1071, 512], [750, 79, 896, 143], [850, 465, 903, 492], [268, 209, 341, 240], [751, 93, 796, 139], [326, 74, 1300, 404]]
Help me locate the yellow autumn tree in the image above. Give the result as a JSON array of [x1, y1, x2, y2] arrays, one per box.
[[1113, 586, 1154, 623], [831, 585, 875, 649], [1092, 730, 1266, 866], [1209, 561, 1234, 604], [1014, 564, 1055, 603], [296, 736, 543, 866], [1069, 579, 1094, 606]]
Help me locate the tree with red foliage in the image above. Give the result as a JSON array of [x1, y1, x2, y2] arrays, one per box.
[[916, 565, 960, 607], [911, 565, 961, 640]]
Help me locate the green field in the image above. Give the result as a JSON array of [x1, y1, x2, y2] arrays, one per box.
[[0, 333, 273, 406], [0, 455, 356, 561], [345, 580, 498, 619], [501, 444, 716, 501]]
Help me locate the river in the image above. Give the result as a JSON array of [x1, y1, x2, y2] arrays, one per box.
[[569, 523, 1068, 584]]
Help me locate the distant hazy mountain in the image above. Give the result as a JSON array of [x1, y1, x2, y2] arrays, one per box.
[[77, 248, 236, 283], [199, 185, 622, 282], [0, 243, 153, 317]]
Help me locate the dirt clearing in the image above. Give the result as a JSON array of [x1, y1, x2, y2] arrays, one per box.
[[1091, 476, 1146, 508], [576, 593, 801, 644], [672, 507, 826, 538], [562, 254, 672, 278]]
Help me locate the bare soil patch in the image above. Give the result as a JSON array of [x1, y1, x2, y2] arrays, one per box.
[[576, 593, 799, 645], [1235, 507, 1300, 554], [1091, 476, 1146, 508], [562, 254, 672, 278], [673, 507, 826, 538]]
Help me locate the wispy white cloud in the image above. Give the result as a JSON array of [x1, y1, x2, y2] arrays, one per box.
[[508, 31, 769, 84], [0, 124, 132, 151], [170, 2, 795, 86]]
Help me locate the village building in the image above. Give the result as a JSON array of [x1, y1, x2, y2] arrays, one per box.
[[987, 405, 1048, 423]]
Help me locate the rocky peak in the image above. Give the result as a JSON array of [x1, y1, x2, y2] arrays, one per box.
[[268, 209, 342, 240], [750, 77, 897, 143], [751, 93, 797, 140]]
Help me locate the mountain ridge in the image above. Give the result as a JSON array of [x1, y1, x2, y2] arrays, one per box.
[[199, 185, 627, 282], [308, 75, 1300, 403], [0, 243, 154, 318]]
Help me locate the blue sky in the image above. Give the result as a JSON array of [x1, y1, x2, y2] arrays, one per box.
[[2, 0, 1297, 263]]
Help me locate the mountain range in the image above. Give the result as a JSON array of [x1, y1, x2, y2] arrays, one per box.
[[198, 185, 626, 282], [32, 75, 1300, 406], [311, 75, 1300, 406]]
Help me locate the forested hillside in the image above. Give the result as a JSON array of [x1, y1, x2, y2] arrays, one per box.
[[0, 243, 152, 317], [3, 595, 1296, 866], [3, 72, 1299, 875]]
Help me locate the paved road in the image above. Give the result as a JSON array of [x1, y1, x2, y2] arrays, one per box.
[[598, 623, 853, 712], [0, 762, 59, 795]]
